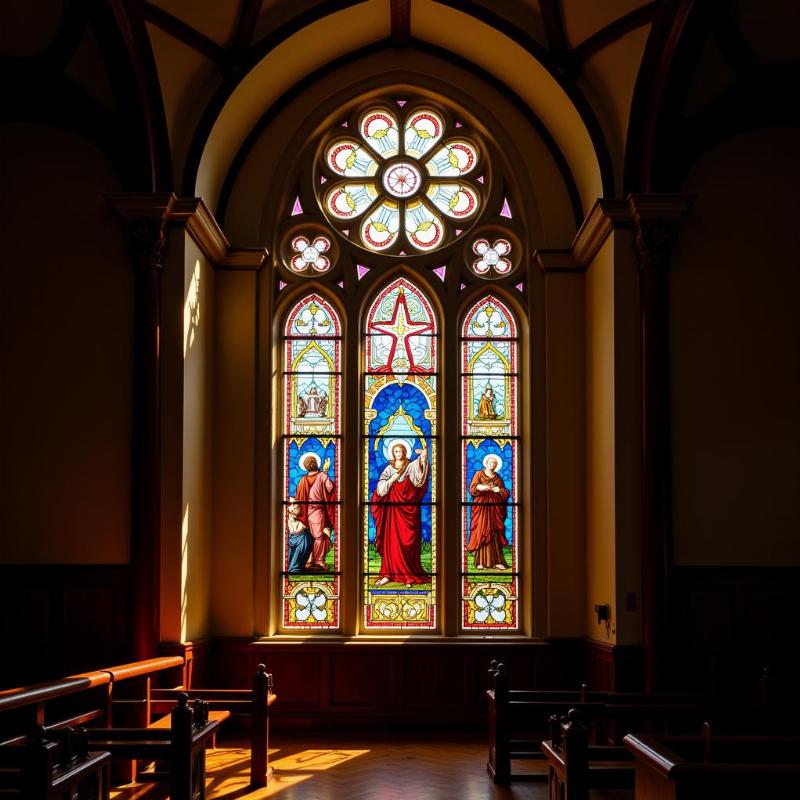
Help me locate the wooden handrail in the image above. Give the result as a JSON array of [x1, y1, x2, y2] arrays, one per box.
[[0, 677, 103, 712]]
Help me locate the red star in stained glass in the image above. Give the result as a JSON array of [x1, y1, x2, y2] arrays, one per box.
[[368, 287, 433, 373]]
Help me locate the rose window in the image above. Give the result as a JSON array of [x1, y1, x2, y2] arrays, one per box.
[[318, 105, 483, 254]]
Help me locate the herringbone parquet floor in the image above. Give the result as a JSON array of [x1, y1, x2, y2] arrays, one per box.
[[112, 732, 556, 800]]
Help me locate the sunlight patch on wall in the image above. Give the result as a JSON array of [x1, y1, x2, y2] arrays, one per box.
[[183, 259, 201, 359]]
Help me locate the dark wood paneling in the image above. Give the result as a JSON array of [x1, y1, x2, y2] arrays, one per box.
[[668, 567, 800, 697], [330, 651, 400, 707], [0, 565, 132, 689], [210, 638, 587, 730], [586, 641, 644, 692]]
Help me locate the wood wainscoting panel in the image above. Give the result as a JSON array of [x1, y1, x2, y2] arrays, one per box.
[[330, 651, 402, 707], [210, 639, 587, 730]]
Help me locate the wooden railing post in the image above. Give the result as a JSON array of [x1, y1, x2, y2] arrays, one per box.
[[487, 661, 510, 784], [562, 708, 589, 800], [251, 663, 271, 787], [171, 692, 193, 800]]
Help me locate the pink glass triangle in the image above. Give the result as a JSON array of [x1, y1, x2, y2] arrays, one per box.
[[357, 264, 370, 280], [398, 250, 406, 256], [477, 175, 484, 184], [460, 282, 467, 291], [278, 280, 287, 291], [433, 266, 446, 282], [291, 197, 303, 216], [320, 175, 327, 184], [455, 229, 463, 236], [396, 99, 407, 107], [341, 121, 348, 127], [516, 282, 524, 292], [455, 121, 463, 128], [342, 229, 349, 236], [338, 280, 344, 288], [500, 197, 512, 219]]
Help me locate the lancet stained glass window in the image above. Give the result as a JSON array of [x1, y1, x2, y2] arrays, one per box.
[[363, 277, 438, 628], [282, 294, 341, 628], [461, 296, 519, 629]]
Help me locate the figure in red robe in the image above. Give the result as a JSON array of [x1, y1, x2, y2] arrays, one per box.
[[467, 454, 510, 569], [294, 453, 334, 571], [371, 442, 429, 586]]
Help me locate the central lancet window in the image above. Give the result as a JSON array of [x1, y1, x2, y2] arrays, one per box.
[[274, 90, 527, 635], [363, 277, 438, 628]]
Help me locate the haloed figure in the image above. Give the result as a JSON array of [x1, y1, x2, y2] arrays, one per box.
[[371, 441, 429, 587], [467, 454, 509, 569], [294, 453, 334, 571]]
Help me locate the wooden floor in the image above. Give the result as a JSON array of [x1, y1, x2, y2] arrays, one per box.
[[111, 732, 557, 799]]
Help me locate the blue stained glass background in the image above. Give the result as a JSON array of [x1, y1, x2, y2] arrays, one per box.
[[366, 381, 433, 543], [287, 436, 338, 503], [464, 439, 515, 545]]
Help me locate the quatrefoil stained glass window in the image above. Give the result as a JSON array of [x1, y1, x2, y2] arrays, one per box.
[[318, 105, 483, 255]]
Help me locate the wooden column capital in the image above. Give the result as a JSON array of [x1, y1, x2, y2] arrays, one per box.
[[109, 193, 176, 271], [628, 194, 695, 272]]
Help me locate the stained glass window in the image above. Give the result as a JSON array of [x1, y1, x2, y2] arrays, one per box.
[[461, 296, 519, 630], [282, 294, 341, 629], [363, 277, 438, 628], [274, 92, 528, 636], [319, 105, 482, 255]]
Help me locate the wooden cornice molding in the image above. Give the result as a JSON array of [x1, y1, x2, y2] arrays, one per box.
[[169, 197, 229, 264], [109, 193, 268, 269], [221, 248, 268, 271], [534, 250, 581, 274], [108, 192, 176, 220], [535, 195, 694, 274], [627, 194, 695, 224], [572, 199, 632, 265]]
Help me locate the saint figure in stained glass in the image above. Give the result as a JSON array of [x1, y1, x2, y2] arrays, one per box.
[[477, 384, 497, 419], [467, 454, 509, 569], [293, 452, 335, 572], [372, 442, 429, 586]]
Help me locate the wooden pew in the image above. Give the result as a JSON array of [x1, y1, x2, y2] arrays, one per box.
[[487, 661, 770, 785], [540, 701, 781, 800], [624, 728, 800, 799], [150, 663, 277, 787], [0, 725, 110, 799], [87, 693, 218, 800], [541, 709, 634, 800]]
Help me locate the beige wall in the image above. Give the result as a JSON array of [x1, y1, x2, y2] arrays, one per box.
[[181, 244, 215, 640], [585, 238, 617, 643], [670, 128, 800, 566], [0, 125, 132, 565], [211, 271, 258, 635], [545, 273, 586, 636]]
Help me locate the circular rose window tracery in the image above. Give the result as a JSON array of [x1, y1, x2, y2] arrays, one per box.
[[318, 103, 483, 255]]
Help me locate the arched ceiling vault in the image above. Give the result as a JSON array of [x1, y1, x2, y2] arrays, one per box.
[[136, 0, 660, 220]]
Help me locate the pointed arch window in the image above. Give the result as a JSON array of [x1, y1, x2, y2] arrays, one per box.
[[461, 296, 519, 630], [271, 90, 530, 636], [362, 277, 438, 629], [281, 293, 342, 628]]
